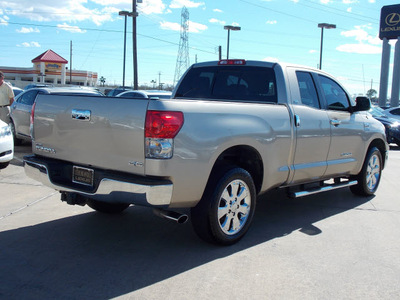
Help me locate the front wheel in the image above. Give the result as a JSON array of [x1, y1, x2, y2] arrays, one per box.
[[191, 167, 256, 245], [87, 199, 130, 214], [350, 147, 382, 196]]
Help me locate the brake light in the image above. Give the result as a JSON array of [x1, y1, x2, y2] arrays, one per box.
[[145, 111, 184, 159], [145, 111, 184, 138], [218, 59, 246, 65]]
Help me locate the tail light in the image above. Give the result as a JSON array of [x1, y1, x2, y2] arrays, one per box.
[[30, 102, 36, 140], [145, 111, 184, 159]]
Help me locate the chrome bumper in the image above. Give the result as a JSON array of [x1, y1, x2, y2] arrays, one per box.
[[24, 158, 173, 207]]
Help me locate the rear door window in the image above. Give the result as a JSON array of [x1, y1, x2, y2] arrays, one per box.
[[175, 66, 277, 103]]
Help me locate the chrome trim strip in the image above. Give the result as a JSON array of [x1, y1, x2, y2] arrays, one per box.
[[24, 160, 172, 206], [291, 180, 357, 198]]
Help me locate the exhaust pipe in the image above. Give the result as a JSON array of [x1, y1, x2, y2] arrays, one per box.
[[153, 208, 188, 224]]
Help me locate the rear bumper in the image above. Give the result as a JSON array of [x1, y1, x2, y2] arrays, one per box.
[[24, 155, 173, 207]]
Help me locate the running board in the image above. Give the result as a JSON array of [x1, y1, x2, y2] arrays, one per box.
[[289, 180, 358, 198]]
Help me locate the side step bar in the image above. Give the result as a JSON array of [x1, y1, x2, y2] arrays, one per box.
[[289, 180, 358, 198]]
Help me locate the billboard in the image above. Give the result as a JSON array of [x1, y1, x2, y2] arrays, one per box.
[[380, 4, 400, 40]]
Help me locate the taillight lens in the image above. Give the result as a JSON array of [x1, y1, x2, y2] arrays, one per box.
[[145, 111, 184, 159], [145, 111, 184, 138]]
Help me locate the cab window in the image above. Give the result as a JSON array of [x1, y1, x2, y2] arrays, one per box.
[[319, 75, 350, 111], [296, 72, 320, 109]]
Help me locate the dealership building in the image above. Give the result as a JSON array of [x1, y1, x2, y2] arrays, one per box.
[[0, 49, 97, 88]]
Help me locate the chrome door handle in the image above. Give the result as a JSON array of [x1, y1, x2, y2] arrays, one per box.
[[330, 119, 341, 127]]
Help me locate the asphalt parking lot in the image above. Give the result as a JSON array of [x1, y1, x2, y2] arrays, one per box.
[[1, 143, 400, 299]]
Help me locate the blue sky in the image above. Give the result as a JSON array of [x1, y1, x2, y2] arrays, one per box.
[[0, 0, 398, 95]]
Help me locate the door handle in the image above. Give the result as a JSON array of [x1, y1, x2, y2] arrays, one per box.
[[330, 119, 341, 127]]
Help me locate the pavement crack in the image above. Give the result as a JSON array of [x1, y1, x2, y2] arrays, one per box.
[[0, 192, 58, 220]]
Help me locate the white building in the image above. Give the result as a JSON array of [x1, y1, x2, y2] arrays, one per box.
[[0, 49, 97, 88]]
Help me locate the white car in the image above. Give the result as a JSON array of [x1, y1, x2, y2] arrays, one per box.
[[116, 90, 171, 99], [0, 119, 14, 169]]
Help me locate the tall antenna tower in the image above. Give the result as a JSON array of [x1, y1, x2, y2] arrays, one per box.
[[174, 7, 190, 86]]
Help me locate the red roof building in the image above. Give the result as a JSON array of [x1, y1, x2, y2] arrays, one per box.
[[31, 49, 69, 64], [0, 49, 97, 87]]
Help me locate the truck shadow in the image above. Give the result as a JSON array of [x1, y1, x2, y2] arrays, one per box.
[[0, 188, 371, 298]]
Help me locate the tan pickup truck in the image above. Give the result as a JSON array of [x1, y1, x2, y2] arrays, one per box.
[[24, 60, 388, 245]]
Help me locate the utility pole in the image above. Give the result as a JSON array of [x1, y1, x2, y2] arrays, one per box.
[[70, 41, 72, 85], [158, 72, 162, 90], [132, 0, 141, 90]]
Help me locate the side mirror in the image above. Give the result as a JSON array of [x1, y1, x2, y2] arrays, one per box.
[[353, 96, 371, 112]]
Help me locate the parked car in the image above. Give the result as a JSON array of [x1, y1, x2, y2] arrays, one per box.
[[116, 90, 172, 99], [381, 106, 400, 121], [10, 87, 104, 144], [24, 83, 53, 90], [106, 86, 133, 97], [369, 106, 400, 146], [0, 120, 13, 169], [12, 86, 23, 97]]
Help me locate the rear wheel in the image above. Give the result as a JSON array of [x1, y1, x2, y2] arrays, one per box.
[[191, 167, 256, 245], [350, 147, 382, 196], [0, 162, 10, 169], [87, 199, 130, 214]]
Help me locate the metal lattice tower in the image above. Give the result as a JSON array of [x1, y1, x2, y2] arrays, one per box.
[[174, 7, 190, 86]]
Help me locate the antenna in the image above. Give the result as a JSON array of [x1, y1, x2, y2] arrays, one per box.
[[174, 7, 190, 87]]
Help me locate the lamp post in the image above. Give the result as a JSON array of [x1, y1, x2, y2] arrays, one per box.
[[119, 11, 133, 88], [318, 23, 336, 70], [224, 25, 241, 59]]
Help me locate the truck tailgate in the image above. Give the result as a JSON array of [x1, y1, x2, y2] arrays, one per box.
[[32, 94, 148, 176]]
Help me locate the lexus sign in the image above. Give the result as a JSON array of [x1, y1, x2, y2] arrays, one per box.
[[380, 4, 400, 40]]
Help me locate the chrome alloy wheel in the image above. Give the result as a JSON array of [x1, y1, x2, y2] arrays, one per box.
[[217, 179, 251, 235], [366, 153, 381, 192]]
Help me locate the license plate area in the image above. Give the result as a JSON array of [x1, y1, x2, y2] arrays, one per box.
[[72, 166, 94, 186]]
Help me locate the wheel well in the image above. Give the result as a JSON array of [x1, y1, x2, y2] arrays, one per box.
[[212, 145, 263, 194], [369, 139, 387, 168]]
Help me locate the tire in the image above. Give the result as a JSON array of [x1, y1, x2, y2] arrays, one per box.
[[9, 121, 22, 146], [87, 199, 130, 214], [350, 147, 382, 196], [191, 167, 256, 245], [0, 162, 10, 169]]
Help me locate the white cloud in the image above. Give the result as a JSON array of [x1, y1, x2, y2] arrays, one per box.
[[16, 27, 40, 33], [0, 16, 8, 25], [169, 0, 205, 9], [188, 20, 207, 33], [57, 23, 87, 33], [262, 57, 279, 62], [213, 9, 223, 13], [17, 41, 41, 48], [342, 0, 358, 4], [138, 0, 166, 14], [266, 20, 277, 25], [347, 7, 352, 12], [209, 18, 225, 25], [160, 21, 181, 31], [159, 20, 207, 33], [320, 0, 331, 3], [336, 43, 381, 54], [309, 49, 317, 54]]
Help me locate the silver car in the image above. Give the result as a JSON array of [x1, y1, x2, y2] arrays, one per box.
[[9, 87, 103, 144], [381, 106, 400, 121]]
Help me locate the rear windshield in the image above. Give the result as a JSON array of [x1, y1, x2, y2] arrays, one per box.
[[175, 66, 277, 103]]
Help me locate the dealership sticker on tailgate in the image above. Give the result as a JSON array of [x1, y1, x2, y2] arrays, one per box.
[[73, 166, 94, 186]]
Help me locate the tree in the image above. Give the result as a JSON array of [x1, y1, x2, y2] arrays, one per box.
[[366, 89, 377, 99], [100, 76, 106, 87]]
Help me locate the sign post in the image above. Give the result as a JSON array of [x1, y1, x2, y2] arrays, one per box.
[[379, 4, 400, 107]]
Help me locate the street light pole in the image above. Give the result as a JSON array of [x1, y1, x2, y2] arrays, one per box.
[[132, 0, 141, 90], [318, 23, 336, 70], [119, 11, 133, 88], [224, 25, 241, 59]]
